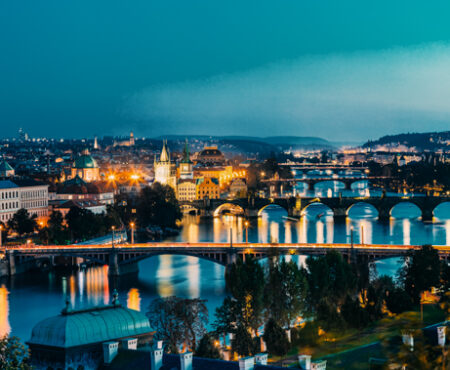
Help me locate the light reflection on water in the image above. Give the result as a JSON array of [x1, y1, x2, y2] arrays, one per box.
[[1, 183, 449, 341]]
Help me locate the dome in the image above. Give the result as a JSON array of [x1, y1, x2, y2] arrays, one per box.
[[28, 304, 152, 348], [199, 148, 223, 157], [73, 154, 98, 169]]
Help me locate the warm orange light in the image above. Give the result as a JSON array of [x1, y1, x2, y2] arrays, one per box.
[[108, 174, 116, 181], [111, 226, 116, 231], [130, 222, 135, 228], [130, 174, 139, 180]]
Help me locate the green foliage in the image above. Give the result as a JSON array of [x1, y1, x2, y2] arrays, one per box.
[[7, 209, 37, 236], [365, 275, 395, 320], [305, 251, 356, 326], [385, 287, 414, 314], [147, 296, 208, 352], [262, 318, 290, 357], [0, 335, 31, 370], [225, 256, 265, 334], [341, 295, 370, 329], [231, 324, 258, 357], [137, 183, 182, 228], [292, 321, 320, 347], [39, 211, 70, 244], [264, 258, 307, 328], [195, 333, 222, 359], [212, 297, 239, 337], [401, 245, 441, 304]]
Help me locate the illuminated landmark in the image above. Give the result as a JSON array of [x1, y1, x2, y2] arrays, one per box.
[[179, 140, 194, 180], [154, 140, 176, 189], [0, 159, 15, 178], [70, 149, 100, 182]]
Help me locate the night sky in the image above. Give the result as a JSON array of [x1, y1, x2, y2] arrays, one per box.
[[2, 1, 450, 141]]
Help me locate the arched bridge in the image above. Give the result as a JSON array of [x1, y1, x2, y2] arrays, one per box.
[[181, 195, 450, 221], [4, 242, 450, 277]]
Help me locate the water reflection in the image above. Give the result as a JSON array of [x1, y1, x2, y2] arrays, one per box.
[[0, 285, 10, 336], [127, 288, 141, 311]]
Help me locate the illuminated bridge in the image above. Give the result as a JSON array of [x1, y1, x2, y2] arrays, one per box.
[[3, 242, 450, 276]]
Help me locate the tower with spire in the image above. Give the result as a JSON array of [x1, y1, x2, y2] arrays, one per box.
[[154, 140, 177, 188], [179, 139, 194, 180]]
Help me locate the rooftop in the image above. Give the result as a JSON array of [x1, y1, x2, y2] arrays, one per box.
[[28, 300, 152, 349]]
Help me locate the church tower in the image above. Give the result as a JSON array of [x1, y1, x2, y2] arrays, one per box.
[[154, 140, 176, 189], [130, 131, 135, 146], [179, 139, 193, 180]]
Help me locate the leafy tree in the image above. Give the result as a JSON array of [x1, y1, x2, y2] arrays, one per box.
[[195, 333, 222, 359], [0, 335, 31, 370], [341, 295, 370, 329], [365, 275, 395, 320], [147, 297, 208, 352], [225, 256, 265, 334], [137, 183, 182, 228], [147, 296, 183, 353], [212, 297, 239, 343], [262, 318, 290, 357], [401, 245, 441, 304], [7, 209, 37, 236], [265, 258, 307, 328], [385, 287, 414, 314], [293, 321, 320, 347], [305, 251, 356, 325], [39, 211, 70, 244], [231, 324, 258, 357], [65, 206, 102, 241]]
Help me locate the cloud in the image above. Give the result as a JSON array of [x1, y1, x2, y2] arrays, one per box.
[[124, 44, 450, 141]]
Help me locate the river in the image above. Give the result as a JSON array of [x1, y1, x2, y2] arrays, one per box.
[[1, 180, 449, 342]]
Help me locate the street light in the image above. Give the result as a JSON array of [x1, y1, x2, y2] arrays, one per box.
[[111, 226, 116, 249], [244, 220, 249, 243], [130, 222, 135, 245]]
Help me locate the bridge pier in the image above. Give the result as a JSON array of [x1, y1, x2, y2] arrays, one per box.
[[7, 251, 16, 276], [108, 250, 120, 277], [421, 208, 433, 222], [344, 181, 352, 191]]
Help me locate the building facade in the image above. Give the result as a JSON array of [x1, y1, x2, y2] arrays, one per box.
[[177, 179, 196, 201], [70, 149, 100, 182], [0, 179, 49, 223], [196, 177, 220, 200], [154, 140, 177, 189]]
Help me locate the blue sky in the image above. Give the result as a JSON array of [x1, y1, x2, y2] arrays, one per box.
[[1, 1, 450, 141]]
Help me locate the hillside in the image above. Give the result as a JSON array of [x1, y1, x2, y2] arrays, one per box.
[[363, 131, 450, 151]]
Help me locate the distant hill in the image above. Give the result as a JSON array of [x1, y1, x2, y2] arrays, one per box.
[[363, 131, 450, 150], [156, 135, 333, 151]]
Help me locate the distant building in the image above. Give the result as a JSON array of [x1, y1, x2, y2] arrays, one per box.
[[154, 140, 177, 189], [70, 149, 100, 182], [229, 178, 247, 198], [194, 165, 233, 188], [179, 140, 194, 180], [113, 131, 135, 147], [0, 159, 15, 177], [196, 177, 220, 200], [53, 176, 114, 205], [177, 179, 196, 201], [194, 145, 226, 166], [0, 178, 48, 223], [27, 293, 154, 370]]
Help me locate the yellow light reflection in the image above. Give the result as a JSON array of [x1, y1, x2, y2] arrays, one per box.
[[127, 288, 141, 311], [186, 256, 200, 298], [0, 285, 10, 337], [157, 255, 174, 297], [402, 219, 411, 245]]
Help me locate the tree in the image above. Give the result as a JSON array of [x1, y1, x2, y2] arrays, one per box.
[[305, 251, 356, 326], [262, 318, 290, 357], [195, 333, 222, 359], [265, 258, 307, 328], [225, 256, 265, 335], [401, 245, 441, 304], [0, 335, 31, 370], [212, 297, 239, 343], [7, 209, 37, 236], [231, 324, 258, 357], [147, 297, 208, 353], [385, 287, 414, 314], [39, 211, 70, 245], [137, 183, 182, 228], [65, 206, 102, 241], [147, 296, 184, 353]]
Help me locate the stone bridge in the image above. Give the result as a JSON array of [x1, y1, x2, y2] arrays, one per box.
[[4, 242, 450, 277], [180, 195, 450, 221]]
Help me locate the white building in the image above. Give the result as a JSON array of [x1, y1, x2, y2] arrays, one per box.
[[154, 140, 177, 189], [0, 179, 49, 223]]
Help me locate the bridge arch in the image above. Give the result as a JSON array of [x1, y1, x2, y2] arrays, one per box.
[[346, 202, 379, 219], [258, 203, 288, 217], [433, 201, 450, 219], [180, 204, 200, 215], [213, 203, 245, 217], [301, 202, 334, 218], [313, 180, 346, 191], [389, 201, 423, 219]]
